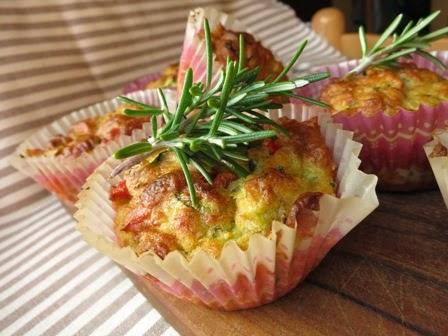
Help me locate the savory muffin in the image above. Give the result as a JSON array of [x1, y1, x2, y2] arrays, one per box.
[[110, 117, 336, 259], [201, 24, 284, 80], [25, 106, 148, 158], [320, 64, 448, 116]]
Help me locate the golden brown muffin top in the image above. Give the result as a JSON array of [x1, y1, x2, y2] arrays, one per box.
[[110, 117, 336, 260], [320, 64, 448, 117], [25, 106, 148, 158], [199, 24, 284, 81]]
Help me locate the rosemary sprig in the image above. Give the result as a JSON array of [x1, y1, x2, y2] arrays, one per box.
[[350, 11, 448, 75], [114, 19, 329, 208]]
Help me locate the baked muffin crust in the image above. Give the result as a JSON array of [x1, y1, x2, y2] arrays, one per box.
[[111, 117, 336, 259]]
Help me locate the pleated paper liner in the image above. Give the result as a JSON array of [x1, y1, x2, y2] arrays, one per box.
[[74, 103, 379, 311], [295, 51, 448, 191], [177, 7, 283, 95], [10, 89, 175, 208], [424, 129, 448, 208], [122, 72, 161, 94]]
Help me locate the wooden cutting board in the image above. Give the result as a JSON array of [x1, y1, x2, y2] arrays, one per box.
[[123, 191, 448, 336]]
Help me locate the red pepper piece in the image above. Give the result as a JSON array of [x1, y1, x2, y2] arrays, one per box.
[[110, 180, 131, 202]]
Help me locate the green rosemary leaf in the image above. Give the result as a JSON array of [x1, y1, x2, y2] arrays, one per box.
[[237, 81, 266, 94], [157, 88, 171, 123], [193, 151, 217, 169], [187, 138, 203, 152], [273, 40, 308, 83], [220, 157, 250, 177], [151, 115, 158, 138], [235, 66, 260, 83], [117, 96, 158, 110], [114, 142, 152, 159], [400, 20, 414, 37], [282, 92, 330, 108], [122, 108, 162, 117], [220, 130, 277, 144], [376, 47, 417, 64], [209, 61, 237, 136], [197, 122, 240, 136], [264, 102, 284, 109], [157, 88, 168, 110], [223, 149, 249, 161], [201, 148, 250, 177], [189, 156, 213, 184], [173, 148, 197, 208], [159, 131, 179, 141], [263, 82, 297, 93], [208, 144, 224, 159], [204, 18, 213, 89], [170, 68, 193, 130], [226, 108, 257, 124], [238, 34, 245, 72], [220, 120, 254, 133], [420, 26, 448, 42], [244, 110, 289, 135], [189, 84, 203, 96], [415, 49, 447, 70], [400, 40, 429, 49], [295, 72, 329, 83], [292, 79, 310, 88], [240, 92, 269, 105], [397, 11, 440, 43], [392, 33, 398, 43], [359, 26, 367, 57], [185, 106, 208, 134], [205, 70, 225, 98], [232, 99, 279, 112], [371, 14, 403, 53], [227, 92, 247, 106]]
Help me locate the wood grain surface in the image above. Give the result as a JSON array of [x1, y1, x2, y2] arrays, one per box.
[[124, 191, 448, 336]]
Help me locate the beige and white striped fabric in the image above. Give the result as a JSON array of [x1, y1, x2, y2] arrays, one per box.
[[0, 1, 345, 334]]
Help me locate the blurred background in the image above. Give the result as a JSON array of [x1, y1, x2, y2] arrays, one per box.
[[281, 0, 447, 32]]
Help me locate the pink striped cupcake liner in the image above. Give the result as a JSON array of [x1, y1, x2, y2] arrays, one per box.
[[122, 72, 161, 94], [74, 103, 378, 310], [295, 51, 448, 191], [11, 89, 174, 208]]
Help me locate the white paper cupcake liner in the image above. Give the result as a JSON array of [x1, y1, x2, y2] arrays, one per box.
[[10, 89, 175, 207], [424, 129, 448, 207], [177, 7, 284, 95], [74, 103, 379, 310]]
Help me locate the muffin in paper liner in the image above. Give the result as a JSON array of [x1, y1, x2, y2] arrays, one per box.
[[295, 52, 448, 191], [10, 89, 175, 208], [424, 129, 448, 207], [74, 103, 378, 310], [177, 7, 283, 95]]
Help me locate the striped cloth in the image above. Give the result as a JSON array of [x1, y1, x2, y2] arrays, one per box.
[[0, 1, 344, 335]]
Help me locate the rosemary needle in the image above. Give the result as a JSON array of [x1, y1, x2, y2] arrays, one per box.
[[350, 11, 448, 75]]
